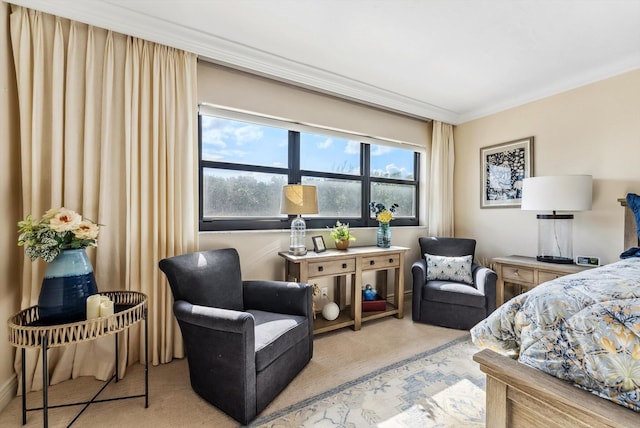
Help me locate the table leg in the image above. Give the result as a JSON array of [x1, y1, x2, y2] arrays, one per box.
[[144, 308, 149, 408], [115, 333, 119, 382], [42, 334, 48, 428], [21, 348, 26, 425]]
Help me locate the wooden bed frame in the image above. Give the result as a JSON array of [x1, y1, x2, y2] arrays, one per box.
[[473, 198, 639, 427]]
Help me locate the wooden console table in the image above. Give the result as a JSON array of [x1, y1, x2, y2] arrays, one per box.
[[279, 246, 409, 334], [493, 255, 593, 306], [7, 291, 148, 427]]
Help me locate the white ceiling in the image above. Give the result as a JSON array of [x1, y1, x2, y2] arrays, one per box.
[[9, 0, 640, 124]]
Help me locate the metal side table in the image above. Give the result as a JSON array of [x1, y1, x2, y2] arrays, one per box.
[[7, 291, 148, 427]]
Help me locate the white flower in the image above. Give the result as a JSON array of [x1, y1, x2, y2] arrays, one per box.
[[73, 220, 100, 241], [49, 208, 82, 232]]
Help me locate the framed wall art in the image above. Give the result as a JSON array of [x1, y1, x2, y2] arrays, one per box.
[[480, 137, 533, 208]]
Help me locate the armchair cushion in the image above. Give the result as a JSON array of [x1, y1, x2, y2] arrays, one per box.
[[248, 310, 309, 371], [422, 281, 486, 308], [425, 253, 473, 284]]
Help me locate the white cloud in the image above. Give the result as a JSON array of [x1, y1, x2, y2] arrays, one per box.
[[344, 140, 360, 154], [371, 145, 393, 156], [234, 125, 263, 145], [317, 138, 333, 149]]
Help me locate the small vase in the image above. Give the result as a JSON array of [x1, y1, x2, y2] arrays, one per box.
[[38, 248, 99, 324], [377, 222, 391, 248], [335, 239, 350, 250]]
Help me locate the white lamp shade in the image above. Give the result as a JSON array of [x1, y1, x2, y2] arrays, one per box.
[[521, 175, 592, 212], [280, 185, 319, 215]]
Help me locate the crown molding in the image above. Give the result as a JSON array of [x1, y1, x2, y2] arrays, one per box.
[[457, 56, 640, 123], [8, 0, 459, 123], [9, 0, 640, 126]]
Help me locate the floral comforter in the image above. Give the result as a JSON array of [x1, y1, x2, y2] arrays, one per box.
[[471, 258, 640, 412]]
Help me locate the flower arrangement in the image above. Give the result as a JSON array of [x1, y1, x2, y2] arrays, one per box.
[[18, 207, 101, 263], [369, 202, 399, 224], [328, 221, 356, 242]]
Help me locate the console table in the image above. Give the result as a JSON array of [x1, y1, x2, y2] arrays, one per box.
[[7, 291, 148, 427], [279, 246, 409, 334]]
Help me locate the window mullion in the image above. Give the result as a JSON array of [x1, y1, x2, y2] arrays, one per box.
[[362, 143, 372, 226], [289, 131, 300, 184]]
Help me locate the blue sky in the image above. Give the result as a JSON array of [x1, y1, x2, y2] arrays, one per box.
[[201, 116, 414, 179]]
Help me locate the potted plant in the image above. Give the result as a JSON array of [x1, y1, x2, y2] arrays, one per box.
[[328, 221, 356, 250]]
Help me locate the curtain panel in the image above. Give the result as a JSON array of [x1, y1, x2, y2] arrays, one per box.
[[428, 121, 455, 237], [9, 5, 197, 393]]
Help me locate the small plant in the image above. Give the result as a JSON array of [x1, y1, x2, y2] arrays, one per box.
[[328, 221, 356, 242]]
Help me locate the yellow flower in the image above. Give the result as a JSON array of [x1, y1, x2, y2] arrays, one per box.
[[49, 208, 82, 232], [377, 210, 393, 223]]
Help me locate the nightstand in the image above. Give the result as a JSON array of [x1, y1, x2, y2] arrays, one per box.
[[492, 255, 594, 306]]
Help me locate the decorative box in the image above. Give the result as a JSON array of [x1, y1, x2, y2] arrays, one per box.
[[362, 294, 386, 312]]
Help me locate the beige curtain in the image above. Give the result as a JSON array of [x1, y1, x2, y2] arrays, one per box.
[[9, 5, 197, 392], [428, 121, 455, 237]]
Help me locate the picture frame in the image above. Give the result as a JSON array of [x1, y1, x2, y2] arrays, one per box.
[[312, 236, 326, 253], [480, 137, 533, 208]]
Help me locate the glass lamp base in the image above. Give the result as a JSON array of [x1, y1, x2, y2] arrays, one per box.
[[289, 246, 307, 256]]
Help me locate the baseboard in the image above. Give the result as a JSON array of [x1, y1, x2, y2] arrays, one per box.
[[0, 374, 17, 413]]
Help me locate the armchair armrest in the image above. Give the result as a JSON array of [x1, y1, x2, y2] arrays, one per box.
[[472, 264, 497, 314], [243, 280, 312, 317], [411, 259, 427, 321], [173, 300, 254, 333]]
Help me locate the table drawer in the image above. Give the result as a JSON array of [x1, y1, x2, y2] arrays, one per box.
[[538, 270, 564, 284], [502, 265, 534, 284], [308, 259, 356, 277], [362, 254, 400, 271]]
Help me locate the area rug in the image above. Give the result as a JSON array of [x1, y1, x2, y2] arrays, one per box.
[[251, 335, 485, 427]]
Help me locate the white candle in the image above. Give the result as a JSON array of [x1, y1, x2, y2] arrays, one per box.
[[86, 294, 101, 319], [99, 299, 114, 317]]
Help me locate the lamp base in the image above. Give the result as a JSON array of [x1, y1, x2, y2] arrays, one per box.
[[289, 247, 307, 256], [536, 255, 573, 264]]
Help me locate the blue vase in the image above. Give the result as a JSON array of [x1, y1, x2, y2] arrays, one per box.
[[377, 222, 391, 248], [38, 249, 98, 324]]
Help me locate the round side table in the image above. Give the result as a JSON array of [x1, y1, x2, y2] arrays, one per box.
[[7, 291, 148, 428]]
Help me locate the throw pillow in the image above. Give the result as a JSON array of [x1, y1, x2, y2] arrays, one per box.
[[425, 253, 473, 285]]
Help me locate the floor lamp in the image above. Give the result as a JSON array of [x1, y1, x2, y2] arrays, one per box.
[[280, 184, 318, 256], [521, 175, 592, 264]]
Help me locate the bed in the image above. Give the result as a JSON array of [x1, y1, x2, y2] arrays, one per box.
[[471, 197, 640, 427]]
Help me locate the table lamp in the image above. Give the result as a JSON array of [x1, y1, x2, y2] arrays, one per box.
[[280, 184, 318, 256], [521, 175, 592, 264]]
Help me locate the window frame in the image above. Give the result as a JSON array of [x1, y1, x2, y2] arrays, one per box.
[[198, 107, 420, 232]]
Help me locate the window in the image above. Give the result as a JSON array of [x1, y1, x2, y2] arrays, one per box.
[[199, 111, 420, 231]]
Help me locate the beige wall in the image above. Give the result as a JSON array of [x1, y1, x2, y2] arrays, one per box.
[[198, 61, 431, 287], [455, 69, 640, 265], [0, 1, 22, 410]]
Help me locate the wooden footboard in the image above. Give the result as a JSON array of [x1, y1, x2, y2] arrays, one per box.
[[473, 349, 638, 427]]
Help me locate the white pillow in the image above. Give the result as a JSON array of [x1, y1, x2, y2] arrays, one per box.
[[425, 253, 473, 285]]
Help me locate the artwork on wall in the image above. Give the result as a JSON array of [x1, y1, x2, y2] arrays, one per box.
[[480, 137, 533, 208]]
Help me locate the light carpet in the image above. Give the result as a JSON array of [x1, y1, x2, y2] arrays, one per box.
[[251, 335, 485, 427]]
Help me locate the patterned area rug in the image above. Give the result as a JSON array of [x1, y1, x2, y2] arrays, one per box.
[[251, 336, 485, 427]]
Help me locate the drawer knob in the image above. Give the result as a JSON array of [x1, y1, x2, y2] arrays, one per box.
[[370, 260, 375, 266], [389, 258, 394, 263], [513, 269, 519, 276], [318, 266, 324, 272], [342, 263, 347, 269]]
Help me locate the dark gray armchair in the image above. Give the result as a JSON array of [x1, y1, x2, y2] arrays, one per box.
[[159, 248, 313, 425], [411, 237, 497, 330]]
